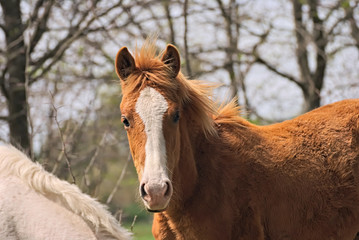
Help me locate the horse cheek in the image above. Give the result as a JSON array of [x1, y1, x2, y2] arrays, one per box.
[[127, 124, 146, 179], [164, 124, 181, 179]]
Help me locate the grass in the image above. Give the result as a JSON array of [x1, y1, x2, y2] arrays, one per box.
[[123, 221, 154, 240]]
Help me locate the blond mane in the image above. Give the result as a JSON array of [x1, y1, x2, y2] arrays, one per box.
[[121, 39, 244, 137], [0, 145, 131, 240]]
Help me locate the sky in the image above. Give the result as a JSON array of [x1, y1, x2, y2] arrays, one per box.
[[0, 0, 358, 149]]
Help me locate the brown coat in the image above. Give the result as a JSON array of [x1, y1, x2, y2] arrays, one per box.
[[152, 100, 359, 240], [115, 40, 359, 240]]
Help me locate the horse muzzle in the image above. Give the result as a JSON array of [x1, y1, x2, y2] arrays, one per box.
[[140, 179, 173, 212]]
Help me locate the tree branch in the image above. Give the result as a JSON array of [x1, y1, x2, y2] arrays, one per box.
[[49, 91, 76, 184], [0, 116, 9, 121], [164, 1, 175, 44], [183, 0, 192, 78], [327, 43, 356, 56], [215, 0, 240, 100], [83, 132, 107, 188], [29, 0, 122, 82], [345, 2, 359, 49], [292, 0, 312, 84], [326, 1, 354, 37], [308, 0, 327, 91], [29, 31, 81, 82], [29, 0, 55, 54], [106, 153, 131, 205], [255, 55, 305, 91], [29, 0, 46, 23]]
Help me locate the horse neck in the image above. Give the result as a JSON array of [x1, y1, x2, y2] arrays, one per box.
[[169, 116, 258, 211], [170, 117, 202, 208]]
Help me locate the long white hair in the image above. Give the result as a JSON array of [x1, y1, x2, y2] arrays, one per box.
[[0, 145, 132, 240]]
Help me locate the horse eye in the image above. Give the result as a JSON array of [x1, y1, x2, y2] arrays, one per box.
[[122, 116, 130, 128], [173, 111, 180, 123]]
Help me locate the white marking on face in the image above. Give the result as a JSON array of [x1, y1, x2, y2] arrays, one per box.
[[135, 87, 168, 181]]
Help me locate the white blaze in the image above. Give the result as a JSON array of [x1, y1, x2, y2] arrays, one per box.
[[135, 87, 168, 181]]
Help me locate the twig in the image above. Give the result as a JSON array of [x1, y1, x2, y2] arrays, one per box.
[[130, 215, 137, 232], [106, 153, 132, 205], [83, 132, 107, 187], [49, 91, 76, 184], [51, 121, 70, 174], [115, 209, 123, 224], [6, 34, 24, 51]]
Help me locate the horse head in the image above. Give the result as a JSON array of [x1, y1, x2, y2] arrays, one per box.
[[115, 43, 182, 212]]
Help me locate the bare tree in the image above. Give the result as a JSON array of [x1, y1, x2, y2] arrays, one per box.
[[292, 0, 326, 111], [0, 0, 147, 155], [255, 0, 358, 113], [0, 0, 31, 154]]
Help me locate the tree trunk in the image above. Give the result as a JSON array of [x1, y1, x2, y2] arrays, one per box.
[[216, 0, 240, 104], [303, 89, 321, 113], [292, 0, 327, 113], [1, 0, 31, 156]]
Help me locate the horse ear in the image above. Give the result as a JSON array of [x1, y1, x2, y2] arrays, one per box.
[[115, 47, 136, 81], [161, 44, 180, 78]]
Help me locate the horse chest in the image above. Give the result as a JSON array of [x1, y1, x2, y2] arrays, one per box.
[[158, 203, 233, 239]]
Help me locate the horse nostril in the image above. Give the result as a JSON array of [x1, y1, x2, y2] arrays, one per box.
[[164, 181, 172, 197], [140, 183, 147, 198]]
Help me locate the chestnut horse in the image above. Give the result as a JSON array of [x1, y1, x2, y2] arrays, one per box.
[[0, 145, 131, 240], [115, 41, 359, 240]]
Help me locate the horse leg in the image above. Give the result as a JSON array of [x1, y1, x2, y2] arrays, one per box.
[[152, 213, 176, 240]]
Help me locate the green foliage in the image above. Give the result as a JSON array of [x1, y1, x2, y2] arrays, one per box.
[[341, 0, 350, 9]]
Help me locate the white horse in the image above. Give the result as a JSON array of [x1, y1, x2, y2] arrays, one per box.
[[0, 145, 132, 240]]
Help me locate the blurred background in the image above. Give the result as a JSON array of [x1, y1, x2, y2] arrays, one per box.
[[0, 0, 358, 239]]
